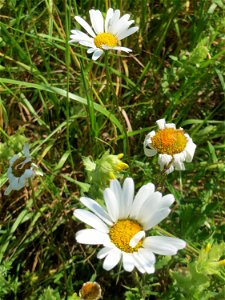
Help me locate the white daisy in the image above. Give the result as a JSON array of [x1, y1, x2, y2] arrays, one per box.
[[4, 144, 41, 195], [74, 177, 186, 274], [69, 8, 139, 60], [144, 119, 196, 174]]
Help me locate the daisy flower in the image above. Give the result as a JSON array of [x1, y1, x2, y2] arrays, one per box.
[[74, 177, 186, 274], [144, 119, 196, 174], [69, 8, 139, 60], [4, 144, 41, 195]]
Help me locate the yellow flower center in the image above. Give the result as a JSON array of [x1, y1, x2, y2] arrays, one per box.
[[12, 157, 31, 177], [109, 219, 143, 253], [94, 32, 117, 49], [152, 128, 187, 155], [79, 282, 102, 300]]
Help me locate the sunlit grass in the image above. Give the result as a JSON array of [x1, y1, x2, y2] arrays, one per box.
[[0, 0, 225, 299]]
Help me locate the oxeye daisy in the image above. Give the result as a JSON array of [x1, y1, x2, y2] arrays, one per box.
[[4, 144, 41, 195], [69, 8, 139, 60], [74, 177, 186, 274], [144, 119, 196, 174]]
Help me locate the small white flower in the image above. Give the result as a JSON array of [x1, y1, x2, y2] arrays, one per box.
[[74, 177, 186, 274], [144, 119, 196, 174], [4, 144, 41, 195], [70, 8, 139, 60]]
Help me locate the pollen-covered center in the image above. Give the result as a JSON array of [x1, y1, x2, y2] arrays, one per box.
[[12, 157, 31, 177], [152, 128, 187, 155], [109, 219, 143, 253], [94, 32, 117, 49]]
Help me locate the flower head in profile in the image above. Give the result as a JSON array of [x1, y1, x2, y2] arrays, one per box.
[[70, 8, 139, 60], [144, 119, 196, 174], [4, 144, 42, 195], [74, 177, 185, 274], [79, 281, 102, 300], [83, 151, 128, 185]]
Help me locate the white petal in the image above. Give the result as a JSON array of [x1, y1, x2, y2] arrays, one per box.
[[78, 40, 95, 48], [23, 144, 30, 157], [143, 208, 171, 230], [80, 197, 113, 226], [108, 9, 120, 32], [4, 185, 12, 195], [87, 48, 96, 54], [89, 9, 104, 34], [110, 14, 130, 35], [129, 183, 155, 219], [138, 192, 162, 222], [144, 147, 157, 157], [76, 229, 110, 245], [158, 154, 173, 170], [105, 8, 114, 32], [138, 248, 156, 265], [102, 248, 122, 271], [129, 231, 145, 248], [134, 251, 155, 274], [74, 209, 109, 233], [92, 49, 104, 60], [156, 119, 166, 129], [144, 236, 186, 255], [116, 26, 139, 40], [23, 169, 34, 179], [75, 16, 96, 38], [104, 188, 120, 222], [122, 252, 135, 272], [120, 177, 134, 218], [9, 155, 19, 166], [110, 179, 122, 205], [97, 247, 113, 259], [70, 30, 94, 42], [165, 123, 176, 129]]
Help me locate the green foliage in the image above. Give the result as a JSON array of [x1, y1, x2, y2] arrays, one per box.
[[171, 243, 225, 300], [0, 0, 225, 299]]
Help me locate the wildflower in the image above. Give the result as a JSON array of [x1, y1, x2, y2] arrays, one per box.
[[79, 282, 102, 300], [4, 144, 41, 195], [74, 177, 185, 274], [83, 151, 128, 185], [144, 119, 196, 174], [70, 8, 139, 60]]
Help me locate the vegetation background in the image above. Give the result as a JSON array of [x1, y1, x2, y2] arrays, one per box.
[[0, 0, 225, 299]]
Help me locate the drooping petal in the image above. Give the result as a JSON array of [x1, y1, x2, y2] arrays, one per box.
[[74, 209, 109, 233], [122, 252, 135, 272], [97, 246, 113, 259], [92, 49, 104, 60], [143, 236, 186, 255], [133, 251, 155, 274], [144, 147, 157, 157], [102, 248, 122, 271], [76, 229, 110, 245]]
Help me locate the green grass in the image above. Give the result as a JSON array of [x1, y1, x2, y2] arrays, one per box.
[[0, 0, 225, 299]]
